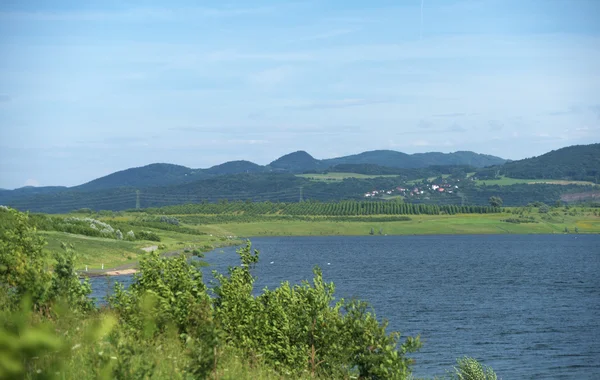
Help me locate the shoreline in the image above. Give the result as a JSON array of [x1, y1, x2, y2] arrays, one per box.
[[77, 229, 598, 276]]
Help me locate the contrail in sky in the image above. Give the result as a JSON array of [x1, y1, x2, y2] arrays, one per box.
[[420, 0, 424, 40]]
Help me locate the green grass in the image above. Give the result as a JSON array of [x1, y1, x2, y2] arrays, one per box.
[[296, 172, 399, 181], [41, 222, 241, 270], [35, 208, 600, 270], [41, 231, 145, 269], [186, 212, 600, 237], [473, 176, 597, 186], [406, 174, 450, 184]]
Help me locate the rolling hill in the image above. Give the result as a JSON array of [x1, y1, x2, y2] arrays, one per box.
[[476, 143, 600, 182], [269, 151, 328, 172], [322, 150, 506, 169], [204, 160, 267, 175], [6, 145, 599, 213], [73, 163, 206, 191]]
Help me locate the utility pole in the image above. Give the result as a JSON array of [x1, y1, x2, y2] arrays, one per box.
[[136, 190, 140, 209]]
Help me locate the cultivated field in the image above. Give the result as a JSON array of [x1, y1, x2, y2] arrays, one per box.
[[296, 172, 399, 181]]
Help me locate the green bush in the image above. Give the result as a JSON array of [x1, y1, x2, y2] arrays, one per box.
[[450, 356, 497, 380], [136, 230, 161, 242]]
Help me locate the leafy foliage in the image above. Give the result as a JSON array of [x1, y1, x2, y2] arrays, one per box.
[[212, 242, 422, 378], [450, 356, 498, 380], [0, 207, 52, 308], [488, 196, 503, 207]]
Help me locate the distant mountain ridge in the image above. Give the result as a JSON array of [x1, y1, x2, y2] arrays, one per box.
[[321, 150, 506, 169], [24, 149, 505, 192], [2, 143, 598, 213], [0, 150, 506, 209]]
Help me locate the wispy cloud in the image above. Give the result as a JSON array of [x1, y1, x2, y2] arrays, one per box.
[[447, 123, 467, 133], [488, 120, 504, 131], [293, 98, 391, 110], [547, 105, 584, 116], [0, 6, 275, 22], [417, 119, 434, 129], [589, 105, 600, 119], [433, 112, 467, 117], [24, 178, 40, 187], [226, 139, 269, 145], [290, 29, 356, 43]]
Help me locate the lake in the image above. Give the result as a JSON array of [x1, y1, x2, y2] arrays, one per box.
[[89, 234, 600, 379]]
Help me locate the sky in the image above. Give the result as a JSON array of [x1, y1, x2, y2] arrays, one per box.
[[0, 0, 599, 189]]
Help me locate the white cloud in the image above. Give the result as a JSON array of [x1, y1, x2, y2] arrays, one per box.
[[226, 139, 270, 145], [289, 29, 355, 43], [24, 178, 39, 187]]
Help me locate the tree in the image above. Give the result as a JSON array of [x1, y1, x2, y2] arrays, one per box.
[[0, 208, 94, 313], [0, 208, 51, 308], [488, 196, 503, 207]]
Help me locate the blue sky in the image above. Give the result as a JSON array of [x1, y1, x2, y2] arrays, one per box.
[[0, 0, 599, 189]]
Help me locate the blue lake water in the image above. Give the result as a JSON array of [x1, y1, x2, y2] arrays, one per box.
[[89, 234, 600, 379]]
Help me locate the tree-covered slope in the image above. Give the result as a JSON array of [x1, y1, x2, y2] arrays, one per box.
[[323, 150, 505, 168], [477, 143, 600, 182], [73, 163, 206, 191], [269, 151, 327, 172], [205, 160, 267, 175]]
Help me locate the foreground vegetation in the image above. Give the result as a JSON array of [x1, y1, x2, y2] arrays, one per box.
[[1, 208, 498, 379]]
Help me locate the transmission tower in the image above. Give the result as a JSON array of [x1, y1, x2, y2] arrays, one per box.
[[299, 186, 304, 202], [136, 190, 140, 209]]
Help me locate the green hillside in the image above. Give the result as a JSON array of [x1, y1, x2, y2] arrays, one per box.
[[477, 143, 600, 182]]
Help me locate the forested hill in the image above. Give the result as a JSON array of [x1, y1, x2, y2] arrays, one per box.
[[73, 163, 208, 191], [3, 149, 505, 194], [2, 171, 596, 213], [476, 143, 600, 182], [322, 150, 506, 169], [269, 151, 327, 172]]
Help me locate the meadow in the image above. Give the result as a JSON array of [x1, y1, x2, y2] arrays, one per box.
[[190, 211, 600, 237]]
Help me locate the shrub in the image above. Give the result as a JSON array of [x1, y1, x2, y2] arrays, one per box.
[[0, 209, 94, 313], [136, 230, 161, 242], [159, 215, 180, 225], [212, 241, 422, 378], [450, 357, 497, 380]]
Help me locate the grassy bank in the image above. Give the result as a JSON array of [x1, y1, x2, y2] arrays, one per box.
[[40, 224, 241, 271], [194, 212, 600, 237], [13, 205, 599, 271]]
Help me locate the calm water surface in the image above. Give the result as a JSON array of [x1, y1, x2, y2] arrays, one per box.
[[90, 234, 600, 379]]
